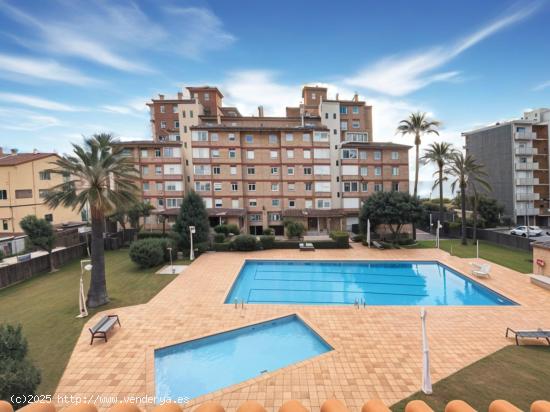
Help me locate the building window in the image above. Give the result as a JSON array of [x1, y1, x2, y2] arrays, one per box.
[[167, 198, 182, 208], [2, 220, 8, 230], [160, 105, 165, 113], [15, 189, 32, 199], [157, 198, 165, 208], [141, 165, 149, 176], [375, 167, 382, 176], [194, 182, 211, 192], [392, 166, 399, 176], [270, 150, 278, 159], [305, 182, 312, 191], [314, 148, 330, 159], [271, 183, 279, 191], [359, 151, 367, 160], [214, 182, 222, 192], [249, 199, 257, 207], [248, 183, 256, 191], [38, 189, 49, 198], [304, 167, 312, 175], [143, 183, 149, 191], [269, 212, 282, 221], [228, 133, 236, 141], [391, 151, 399, 160], [172, 104, 178, 113], [271, 200, 280, 207], [340, 121, 348, 131], [211, 133, 219, 141], [317, 199, 331, 209], [271, 167, 279, 175], [288, 183, 296, 191], [288, 200, 296, 208], [302, 133, 311, 142], [361, 182, 368, 192], [44, 214, 53, 222], [156, 182, 163, 191], [352, 106, 359, 114], [269, 134, 278, 144], [343, 182, 358, 192], [215, 199, 223, 208], [174, 121, 179, 128], [191, 131, 208, 141], [232, 199, 239, 208], [204, 92, 210, 101], [360, 166, 368, 176], [231, 182, 238, 191], [190, 110, 194, 118], [303, 149, 311, 159], [248, 214, 261, 222], [154, 148, 161, 157], [342, 149, 358, 159], [140, 149, 148, 158], [392, 182, 400, 191], [155, 166, 162, 175], [247, 167, 256, 175], [351, 120, 360, 129], [212, 166, 220, 175], [313, 131, 329, 142], [374, 183, 383, 192], [247, 150, 255, 160], [0, 190, 7, 200], [160, 121, 166, 129], [287, 149, 294, 159], [245, 134, 254, 143], [230, 166, 237, 175], [39, 171, 51, 180], [285, 133, 294, 142], [305, 199, 313, 208], [229, 149, 236, 158], [340, 106, 348, 114], [287, 166, 295, 175], [374, 151, 382, 160], [211, 149, 220, 158]]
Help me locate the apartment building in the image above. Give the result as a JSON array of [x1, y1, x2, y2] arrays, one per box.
[[0, 150, 84, 234], [120, 85, 410, 234], [463, 108, 550, 225]]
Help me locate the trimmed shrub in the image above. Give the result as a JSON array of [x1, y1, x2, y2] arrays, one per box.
[[329, 231, 350, 248], [214, 233, 226, 243], [352, 234, 364, 242], [284, 220, 305, 238], [263, 228, 274, 236], [196, 241, 210, 255], [137, 231, 165, 239], [0, 324, 41, 407], [212, 242, 233, 252], [129, 238, 165, 268], [214, 224, 228, 235], [259, 235, 276, 249], [158, 238, 176, 262], [233, 234, 258, 251], [226, 224, 240, 235]]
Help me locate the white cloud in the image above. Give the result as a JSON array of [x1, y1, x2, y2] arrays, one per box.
[[345, 3, 540, 96], [0, 53, 97, 85], [0, 107, 61, 131], [0, 92, 84, 111], [165, 7, 236, 60], [533, 80, 550, 91]]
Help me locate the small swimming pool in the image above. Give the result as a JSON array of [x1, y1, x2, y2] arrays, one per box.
[[154, 314, 332, 401], [225, 260, 516, 306]]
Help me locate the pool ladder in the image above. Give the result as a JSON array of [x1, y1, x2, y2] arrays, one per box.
[[354, 298, 366, 309], [234, 298, 245, 310]]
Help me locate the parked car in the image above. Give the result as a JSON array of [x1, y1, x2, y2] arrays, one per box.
[[510, 226, 543, 237]]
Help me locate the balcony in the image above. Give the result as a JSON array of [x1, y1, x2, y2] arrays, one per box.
[[516, 178, 539, 185], [515, 147, 538, 155], [515, 207, 539, 216], [516, 192, 540, 201], [514, 131, 536, 140], [515, 162, 539, 170]]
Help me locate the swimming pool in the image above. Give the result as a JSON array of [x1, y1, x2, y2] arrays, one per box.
[[154, 314, 332, 401], [225, 260, 516, 306]]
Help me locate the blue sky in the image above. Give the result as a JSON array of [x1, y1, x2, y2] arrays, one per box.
[[0, 0, 549, 196]]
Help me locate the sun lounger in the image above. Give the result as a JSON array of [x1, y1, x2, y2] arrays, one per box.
[[470, 262, 491, 278], [505, 327, 550, 345], [371, 241, 384, 250], [89, 314, 121, 345], [299, 242, 315, 251]]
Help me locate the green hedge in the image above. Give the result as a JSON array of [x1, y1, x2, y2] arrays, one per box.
[[137, 231, 166, 239], [259, 235, 276, 249], [212, 242, 233, 252], [129, 238, 165, 268], [329, 231, 350, 248], [233, 234, 258, 251], [213, 233, 226, 243]]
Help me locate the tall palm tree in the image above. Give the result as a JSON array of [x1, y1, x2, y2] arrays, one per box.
[[44, 134, 139, 307], [421, 142, 456, 224], [445, 153, 491, 245]]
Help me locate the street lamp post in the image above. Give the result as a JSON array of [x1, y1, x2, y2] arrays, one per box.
[[167, 247, 174, 274], [77, 260, 92, 318], [189, 226, 196, 261]]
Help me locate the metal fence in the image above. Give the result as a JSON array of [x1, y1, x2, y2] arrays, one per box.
[[441, 226, 533, 251]]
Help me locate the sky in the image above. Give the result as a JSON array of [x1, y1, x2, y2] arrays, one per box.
[[0, 0, 549, 197]]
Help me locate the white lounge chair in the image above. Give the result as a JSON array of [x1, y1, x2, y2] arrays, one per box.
[[470, 262, 491, 278], [299, 242, 315, 251]]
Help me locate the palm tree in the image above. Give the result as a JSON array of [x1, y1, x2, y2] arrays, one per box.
[[445, 153, 491, 245], [421, 142, 456, 224], [44, 134, 139, 307]]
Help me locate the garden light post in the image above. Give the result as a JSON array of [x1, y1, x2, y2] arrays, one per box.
[[189, 226, 196, 261], [77, 259, 92, 318], [168, 247, 174, 274]]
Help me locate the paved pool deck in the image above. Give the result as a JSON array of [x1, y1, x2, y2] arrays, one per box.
[[55, 245, 550, 411]]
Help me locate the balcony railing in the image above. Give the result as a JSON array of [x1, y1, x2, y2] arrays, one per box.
[[515, 162, 539, 170], [515, 207, 539, 216], [516, 178, 539, 185], [514, 131, 536, 140], [515, 147, 538, 155], [516, 192, 540, 201]]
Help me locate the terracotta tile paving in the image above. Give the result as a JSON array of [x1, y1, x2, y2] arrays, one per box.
[[54, 246, 550, 411]]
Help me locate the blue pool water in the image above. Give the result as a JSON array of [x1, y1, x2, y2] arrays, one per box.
[[225, 260, 516, 306], [155, 315, 332, 400]]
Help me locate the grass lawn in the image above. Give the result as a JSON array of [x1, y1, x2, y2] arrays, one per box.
[[0, 249, 185, 395], [392, 345, 550, 411], [406, 239, 533, 274]]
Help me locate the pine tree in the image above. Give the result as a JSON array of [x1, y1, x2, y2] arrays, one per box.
[[174, 190, 210, 249]]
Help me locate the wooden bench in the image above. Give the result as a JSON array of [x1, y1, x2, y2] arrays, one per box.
[[89, 315, 121, 345]]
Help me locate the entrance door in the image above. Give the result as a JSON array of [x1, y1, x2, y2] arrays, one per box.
[[307, 217, 317, 231]]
